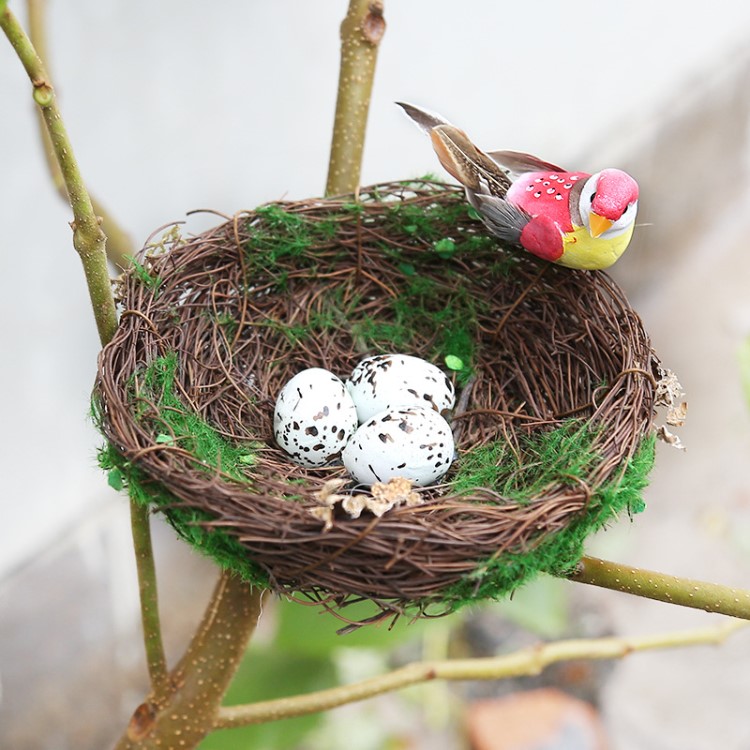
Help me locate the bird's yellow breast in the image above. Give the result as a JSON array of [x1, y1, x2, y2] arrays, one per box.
[[558, 224, 635, 270]]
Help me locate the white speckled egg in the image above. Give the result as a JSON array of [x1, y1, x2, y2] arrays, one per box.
[[273, 368, 358, 468], [342, 405, 455, 486], [346, 353, 455, 424]]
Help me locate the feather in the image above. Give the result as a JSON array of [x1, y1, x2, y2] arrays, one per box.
[[395, 101, 453, 132], [487, 149, 566, 177], [473, 194, 530, 244], [398, 102, 511, 197]]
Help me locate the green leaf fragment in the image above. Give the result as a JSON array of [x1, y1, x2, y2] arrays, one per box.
[[444, 354, 465, 371]]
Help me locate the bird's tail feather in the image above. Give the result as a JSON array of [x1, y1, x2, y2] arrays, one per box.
[[397, 101, 511, 198], [395, 101, 453, 132]]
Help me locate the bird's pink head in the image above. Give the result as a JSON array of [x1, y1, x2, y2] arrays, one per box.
[[591, 169, 639, 221]]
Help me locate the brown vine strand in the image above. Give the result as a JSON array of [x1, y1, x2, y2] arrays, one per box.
[[95, 181, 659, 618]]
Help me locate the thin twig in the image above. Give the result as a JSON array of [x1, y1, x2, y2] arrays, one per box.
[[26, 0, 134, 270], [129, 499, 169, 701], [1, 5, 117, 345], [492, 263, 548, 337], [214, 619, 746, 728], [568, 555, 750, 619], [325, 0, 386, 196]]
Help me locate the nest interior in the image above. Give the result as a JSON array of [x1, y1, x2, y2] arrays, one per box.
[[95, 180, 659, 622]]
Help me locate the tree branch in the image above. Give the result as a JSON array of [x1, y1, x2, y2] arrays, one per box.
[[1, 4, 118, 345], [4, 3, 169, 710], [130, 499, 169, 701], [214, 618, 746, 728], [568, 555, 750, 619], [26, 0, 134, 270], [115, 573, 265, 748], [325, 0, 385, 196]]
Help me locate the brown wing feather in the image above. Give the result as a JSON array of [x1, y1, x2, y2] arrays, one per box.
[[398, 102, 512, 197], [429, 127, 511, 197], [487, 149, 566, 175]]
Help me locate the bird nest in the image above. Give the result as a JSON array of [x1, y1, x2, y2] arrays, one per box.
[[94, 180, 667, 625]]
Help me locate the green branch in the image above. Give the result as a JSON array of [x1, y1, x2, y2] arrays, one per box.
[[1, 4, 117, 345], [325, 0, 386, 196], [214, 619, 745, 728], [130, 499, 169, 701], [569, 555, 750, 619], [27, 0, 134, 270], [3, 4, 168, 709]]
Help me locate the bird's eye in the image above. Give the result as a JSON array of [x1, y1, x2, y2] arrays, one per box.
[[622, 205, 629, 213], [589, 193, 595, 203]]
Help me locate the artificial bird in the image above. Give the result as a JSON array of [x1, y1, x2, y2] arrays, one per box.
[[397, 102, 639, 270]]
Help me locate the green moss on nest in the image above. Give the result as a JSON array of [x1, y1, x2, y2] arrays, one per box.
[[344, 275, 481, 385], [95, 354, 269, 586], [128, 257, 163, 294], [452, 422, 605, 503], [132, 353, 263, 478], [100, 442, 268, 585], [442, 433, 655, 610], [245, 204, 341, 280], [244, 200, 499, 384]]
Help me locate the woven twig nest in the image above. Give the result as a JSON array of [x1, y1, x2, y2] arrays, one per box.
[[95, 180, 665, 624]]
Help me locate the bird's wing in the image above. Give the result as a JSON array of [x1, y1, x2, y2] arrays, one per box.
[[487, 149, 566, 177], [429, 126, 511, 197], [472, 194, 531, 244], [397, 103, 511, 197]]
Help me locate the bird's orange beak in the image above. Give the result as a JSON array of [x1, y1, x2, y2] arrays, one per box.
[[589, 213, 613, 238]]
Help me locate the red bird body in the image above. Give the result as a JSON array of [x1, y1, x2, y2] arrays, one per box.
[[398, 103, 640, 270]]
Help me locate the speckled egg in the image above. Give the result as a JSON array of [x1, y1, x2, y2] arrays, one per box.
[[346, 353, 456, 424], [342, 405, 455, 486], [273, 368, 358, 468]]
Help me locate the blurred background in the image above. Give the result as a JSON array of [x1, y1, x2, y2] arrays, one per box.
[[2, 1, 750, 748]]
